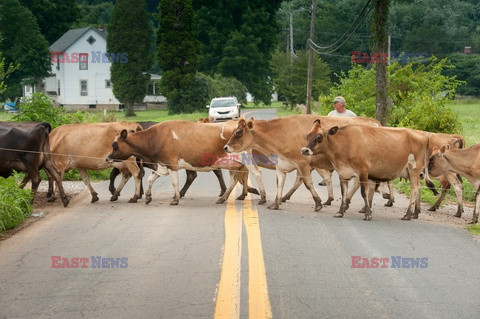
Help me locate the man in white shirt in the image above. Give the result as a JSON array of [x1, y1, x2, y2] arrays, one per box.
[[327, 96, 356, 117], [319, 96, 356, 186]]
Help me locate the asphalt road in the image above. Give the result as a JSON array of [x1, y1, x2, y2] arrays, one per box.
[[1, 109, 479, 318]]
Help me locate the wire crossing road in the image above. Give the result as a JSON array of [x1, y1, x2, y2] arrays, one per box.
[[1, 110, 480, 318]]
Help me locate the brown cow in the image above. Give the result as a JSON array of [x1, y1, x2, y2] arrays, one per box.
[[302, 120, 429, 221], [428, 142, 480, 224], [107, 120, 267, 205], [0, 122, 69, 207], [223, 115, 382, 211], [49, 122, 143, 203]]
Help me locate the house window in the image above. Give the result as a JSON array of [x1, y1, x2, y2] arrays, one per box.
[[79, 53, 88, 70], [105, 79, 111, 88], [80, 80, 88, 96], [87, 36, 96, 45], [58, 80, 61, 95]]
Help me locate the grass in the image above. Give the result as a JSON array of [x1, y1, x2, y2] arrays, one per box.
[[466, 224, 480, 235]]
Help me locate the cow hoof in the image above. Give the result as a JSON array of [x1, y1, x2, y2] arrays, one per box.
[[146, 196, 152, 205], [412, 213, 419, 219], [110, 194, 119, 202], [364, 214, 372, 221], [46, 192, 53, 198], [384, 200, 394, 207], [236, 195, 246, 200], [109, 187, 115, 196], [314, 203, 323, 212], [358, 207, 366, 214], [401, 215, 411, 221], [334, 212, 344, 218], [218, 192, 225, 197], [258, 198, 267, 205], [170, 200, 179, 205], [267, 203, 279, 210], [91, 195, 99, 203], [248, 187, 260, 195], [61, 198, 70, 207], [382, 193, 390, 200], [468, 219, 478, 224], [47, 197, 56, 203], [454, 212, 462, 218], [216, 198, 226, 204], [323, 198, 333, 206], [281, 196, 290, 202], [128, 197, 138, 203], [428, 206, 437, 212]]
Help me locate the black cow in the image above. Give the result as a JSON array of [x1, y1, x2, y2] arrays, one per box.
[[0, 122, 69, 207]]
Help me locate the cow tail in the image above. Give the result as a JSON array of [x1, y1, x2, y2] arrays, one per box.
[[424, 133, 438, 196]]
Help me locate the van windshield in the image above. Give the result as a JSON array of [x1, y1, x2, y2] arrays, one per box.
[[211, 99, 236, 108]]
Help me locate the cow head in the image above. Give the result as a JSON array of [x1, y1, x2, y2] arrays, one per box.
[[223, 118, 254, 153], [428, 144, 450, 176], [301, 119, 338, 156], [107, 129, 133, 162]]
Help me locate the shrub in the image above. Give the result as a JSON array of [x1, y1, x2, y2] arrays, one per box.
[[319, 57, 463, 133], [0, 174, 33, 233]]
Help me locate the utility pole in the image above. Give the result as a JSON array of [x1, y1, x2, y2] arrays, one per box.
[[306, 0, 316, 114], [372, 0, 390, 126]]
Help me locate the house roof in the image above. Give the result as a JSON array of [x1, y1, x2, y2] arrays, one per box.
[[50, 26, 107, 53]]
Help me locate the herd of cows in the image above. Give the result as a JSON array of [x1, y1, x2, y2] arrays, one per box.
[[0, 114, 479, 224]]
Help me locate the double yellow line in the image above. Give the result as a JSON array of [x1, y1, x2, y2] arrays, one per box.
[[214, 190, 272, 319]]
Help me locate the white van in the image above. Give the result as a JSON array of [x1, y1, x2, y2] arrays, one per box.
[[206, 97, 241, 122]]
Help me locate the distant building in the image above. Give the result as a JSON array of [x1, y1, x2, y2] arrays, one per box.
[[23, 26, 165, 111]]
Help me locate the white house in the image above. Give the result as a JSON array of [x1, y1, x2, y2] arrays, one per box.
[[24, 26, 164, 111]]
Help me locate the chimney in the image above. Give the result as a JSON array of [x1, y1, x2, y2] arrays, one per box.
[[464, 46, 472, 54]]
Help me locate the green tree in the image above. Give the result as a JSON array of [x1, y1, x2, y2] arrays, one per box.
[[443, 53, 480, 96], [0, 0, 50, 100], [0, 52, 18, 96], [319, 58, 463, 133], [271, 49, 331, 109], [194, 0, 282, 104], [20, 0, 79, 44], [107, 0, 153, 117], [157, 0, 199, 114]]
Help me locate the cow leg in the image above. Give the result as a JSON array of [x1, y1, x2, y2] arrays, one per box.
[[335, 179, 350, 218], [168, 169, 181, 205], [236, 170, 249, 200], [300, 167, 322, 212], [402, 172, 421, 221], [78, 169, 99, 203], [180, 170, 197, 198], [42, 161, 69, 207], [450, 174, 464, 218], [269, 169, 287, 210], [360, 175, 373, 221], [346, 177, 360, 206], [216, 170, 240, 204], [110, 170, 131, 202], [470, 186, 480, 224], [19, 174, 30, 189], [428, 183, 449, 212], [145, 170, 161, 204], [27, 168, 41, 204], [383, 181, 395, 207], [122, 161, 143, 203], [359, 181, 376, 215], [282, 171, 303, 202], [243, 164, 266, 204], [213, 169, 227, 197], [109, 167, 120, 195], [316, 169, 334, 205]]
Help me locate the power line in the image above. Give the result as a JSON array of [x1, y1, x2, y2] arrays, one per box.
[[309, 0, 372, 51]]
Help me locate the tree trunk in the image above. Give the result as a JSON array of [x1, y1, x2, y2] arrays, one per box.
[[372, 0, 390, 126], [125, 101, 135, 117]]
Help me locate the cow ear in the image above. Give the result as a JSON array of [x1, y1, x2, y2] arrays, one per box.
[[440, 144, 450, 154], [120, 129, 128, 140], [313, 119, 321, 126], [246, 120, 254, 129], [453, 138, 463, 149], [328, 126, 338, 135], [249, 116, 255, 121]]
